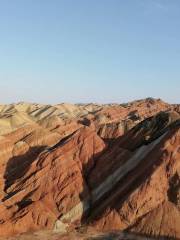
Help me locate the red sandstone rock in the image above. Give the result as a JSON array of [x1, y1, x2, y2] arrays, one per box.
[[0, 99, 179, 239]]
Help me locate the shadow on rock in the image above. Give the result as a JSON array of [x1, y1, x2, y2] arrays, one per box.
[[3, 145, 47, 193]]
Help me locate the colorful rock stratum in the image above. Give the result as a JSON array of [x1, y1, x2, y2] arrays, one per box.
[[0, 98, 179, 240]]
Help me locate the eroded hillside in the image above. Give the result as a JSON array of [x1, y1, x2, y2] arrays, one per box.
[[0, 98, 179, 239]]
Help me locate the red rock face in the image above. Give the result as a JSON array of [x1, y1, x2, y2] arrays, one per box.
[[90, 126, 180, 236], [0, 126, 106, 236], [0, 98, 179, 239]]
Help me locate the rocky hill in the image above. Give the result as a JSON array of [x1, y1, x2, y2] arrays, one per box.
[[0, 98, 179, 239]]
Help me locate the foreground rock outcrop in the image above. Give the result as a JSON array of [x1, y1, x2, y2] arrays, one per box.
[[0, 98, 179, 239]]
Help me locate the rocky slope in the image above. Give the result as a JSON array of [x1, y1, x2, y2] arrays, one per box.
[[0, 98, 179, 239]]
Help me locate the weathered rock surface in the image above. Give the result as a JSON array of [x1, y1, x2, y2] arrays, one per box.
[[0, 98, 179, 239], [89, 124, 180, 237]]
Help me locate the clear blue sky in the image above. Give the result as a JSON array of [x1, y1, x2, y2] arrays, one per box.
[[0, 0, 179, 104]]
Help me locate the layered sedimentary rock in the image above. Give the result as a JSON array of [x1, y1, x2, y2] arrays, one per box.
[[0, 98, 179, 239], [89, 120, 180, 238]]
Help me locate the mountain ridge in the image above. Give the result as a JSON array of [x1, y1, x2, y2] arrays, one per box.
[[0, 98, 179, 239]]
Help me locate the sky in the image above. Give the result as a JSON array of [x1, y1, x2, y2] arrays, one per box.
[[0, 0, 180, 104]]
